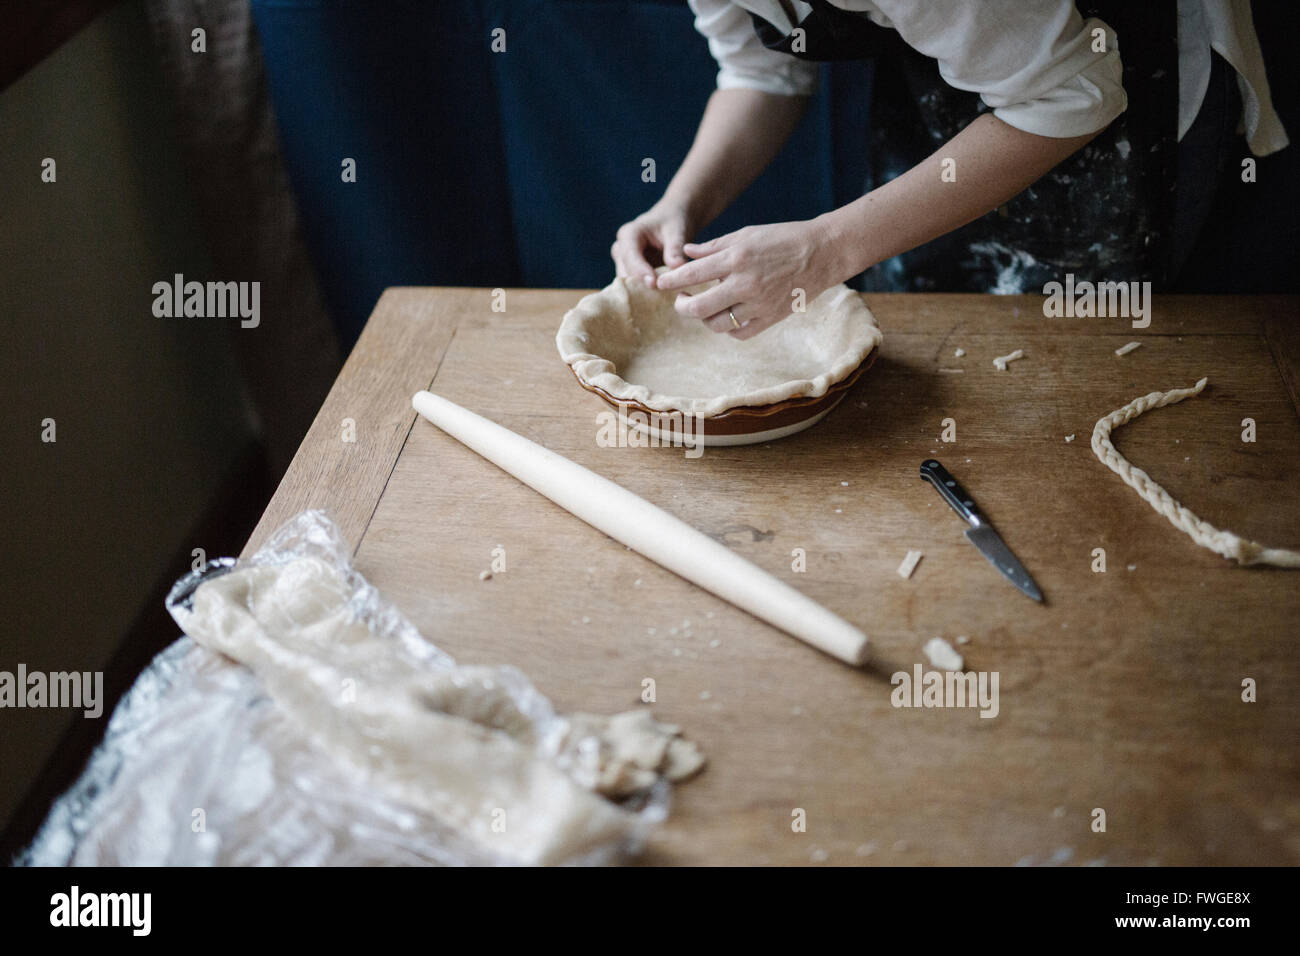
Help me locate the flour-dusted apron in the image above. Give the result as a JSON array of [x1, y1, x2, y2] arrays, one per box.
[[750, 0, 1178, 291]]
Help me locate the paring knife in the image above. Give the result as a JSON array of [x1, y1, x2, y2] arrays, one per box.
[[920, 459, 1043, 602]]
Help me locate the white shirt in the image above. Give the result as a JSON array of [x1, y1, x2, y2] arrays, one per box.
[[1179, 0, 1288, 155], [689, 0, 1288, 154], [687, 0, 1126, 138]]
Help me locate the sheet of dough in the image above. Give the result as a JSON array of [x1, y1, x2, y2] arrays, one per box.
[[557, 272, 882, 417], [178, 556, 668, 865]]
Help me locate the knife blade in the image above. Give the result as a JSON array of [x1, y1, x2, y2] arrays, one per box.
[[919, 459, 1043, 602]]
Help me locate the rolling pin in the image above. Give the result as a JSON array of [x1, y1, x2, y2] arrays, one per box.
[[412, 391, 869, 665]]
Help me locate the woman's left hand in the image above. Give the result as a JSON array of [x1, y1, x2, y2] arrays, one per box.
[[653, 218, 846, 340]]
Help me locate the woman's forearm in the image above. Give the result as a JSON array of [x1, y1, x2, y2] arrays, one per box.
[[661, 87, 811, 229], [819, 113, 1102, 279]]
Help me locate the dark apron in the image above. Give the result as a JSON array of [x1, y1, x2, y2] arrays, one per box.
[[750, 0, 1178, 291]]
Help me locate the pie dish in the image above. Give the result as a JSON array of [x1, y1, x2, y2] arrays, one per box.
[[555, 273, 882, 445]]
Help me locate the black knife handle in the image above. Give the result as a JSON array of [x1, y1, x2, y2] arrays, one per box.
[[920, 459, 985, 527]]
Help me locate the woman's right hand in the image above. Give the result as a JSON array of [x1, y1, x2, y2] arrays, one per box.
[[611, 203, 695, 289]]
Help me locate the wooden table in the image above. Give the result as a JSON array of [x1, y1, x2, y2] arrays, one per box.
[[244, 289, 1300, 866]]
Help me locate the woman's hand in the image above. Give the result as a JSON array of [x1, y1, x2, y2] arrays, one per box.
[[610, 203, 696, 289], [655, 217, 847, 340]]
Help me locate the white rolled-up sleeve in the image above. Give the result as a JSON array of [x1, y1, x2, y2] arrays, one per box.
[[864, 0, 1126, 137], [687, 0, 820, 96]]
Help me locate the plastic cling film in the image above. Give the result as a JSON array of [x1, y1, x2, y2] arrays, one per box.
[[18, 510, 689, 866]]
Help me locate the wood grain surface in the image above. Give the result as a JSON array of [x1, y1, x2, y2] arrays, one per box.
[[248, 290, 1300, 866]]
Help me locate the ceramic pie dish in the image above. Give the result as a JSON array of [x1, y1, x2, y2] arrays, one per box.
[[555, 273, 882, 446]]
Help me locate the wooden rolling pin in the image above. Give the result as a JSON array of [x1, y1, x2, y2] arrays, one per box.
[[412, 391, 869, 665]]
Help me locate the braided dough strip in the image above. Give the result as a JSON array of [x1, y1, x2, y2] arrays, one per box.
[[1091, 377, 1300, 568]]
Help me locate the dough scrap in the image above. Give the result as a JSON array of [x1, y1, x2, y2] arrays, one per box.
[[559, 710, 707, 799], [177, 556, 705, 864], [1091, 377, 1300, 568], [992, 349, 1025, 371], [897, 549, 924, 579], [923, 637, 964, 671], [556, 271, 882, 417]]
